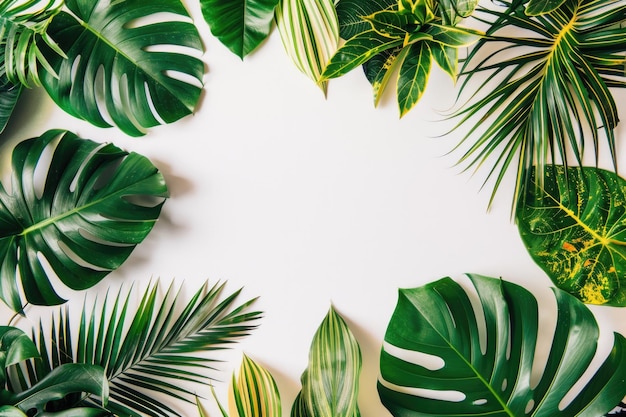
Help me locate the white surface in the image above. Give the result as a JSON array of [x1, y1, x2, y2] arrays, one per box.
[[1, 2, 625, 416]]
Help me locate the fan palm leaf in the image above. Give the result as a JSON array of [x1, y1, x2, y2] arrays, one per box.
[[451, 0, 626, 211], [10, 280, 262, 417]]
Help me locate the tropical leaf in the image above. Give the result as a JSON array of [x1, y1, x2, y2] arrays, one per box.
[[291, 306, 362, 417], [228, 354, 281, 417], [200, 0, 279, 58], [0, 326, 39, 386], [275, 0, 339, 93], [16, 280, 262, 417], [526, 0, 568, 16], [397, 42, 431, 117], [451, 0, 626, 210], [437, 0, 479, 25], [0, 130, 168, 313], [0, 77, 21, 134], [336, 0, 397, 40], [378, 273, 626, 416], [39, 0, 204, 137], [516, 166, 626, 306], [363, 45, 403, 106], [0, 0, 64, 87]]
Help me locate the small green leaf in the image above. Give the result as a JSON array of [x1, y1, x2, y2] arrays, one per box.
[[397, 41, 431, 117], [336, 0, 397, 39], [229, 355, 281, 417], [379, 274, 626, 416], [430, 42, 457, 81], [363, 46, 403, 106], [200, 0, 279, 58], [526, 0, 568, 16], [363, 10, 412, 39], [291, 306, 362, 417], [322, 29, 403, 80], [426, 23, 482, 47], [437, 0, 479, 25], [517, 166, 626, 306]]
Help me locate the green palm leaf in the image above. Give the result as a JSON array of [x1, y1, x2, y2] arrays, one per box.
[[452, 0, 626, 210], [291, 306, 362, 417], [0, 130, 168, 313], [200, 0, 279, 58], [0, 0, 64, 87], [275, 0, 339, 93], [517, 166, 626, 306], [20, 280, 262, 417], [39, 0, 204, 137], [378, 273, 626, 416]]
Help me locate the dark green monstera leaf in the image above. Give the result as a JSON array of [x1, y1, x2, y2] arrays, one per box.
[[40, 0, 204, 137], [378, 274, 626, 416], [0, 130, 168, 312], [517, 166, 626, 306]]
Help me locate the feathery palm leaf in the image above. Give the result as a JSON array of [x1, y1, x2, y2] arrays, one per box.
[[451, 0, 626, 211], [0, 0, 64, 87], [11, 280, 262, 417]]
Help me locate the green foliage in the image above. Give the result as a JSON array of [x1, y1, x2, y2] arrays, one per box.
[[0, 130, 168, 313], [275, 0, 339, 93], [291, 306, 362, 417], [0, 327, 109, 417], [38, 0, 204, 137], [452, 0, 626, 209], [323, 0, 481, 115], [12, 280, 261, 416], [200, 0, 280, 58], [378, 274, 626, 416], [517, 166, 626, 306], [0, 77, 20, 134], [230, 355, 282, 417]]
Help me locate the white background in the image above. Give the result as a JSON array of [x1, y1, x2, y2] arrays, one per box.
[[1, 1, 625, 416]]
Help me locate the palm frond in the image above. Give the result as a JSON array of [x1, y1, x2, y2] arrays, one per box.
[[451, 0, 626, 212], [12, 280, 262, 417]]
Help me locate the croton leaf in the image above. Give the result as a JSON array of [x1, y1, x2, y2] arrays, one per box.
[[525, 0, 568, 16], [516, 165, 626, 306], [363, 45, 403, 106], [291, 306, 362, 417], [275, 0, 339, 93], [200, 0, 279, 58], [378, 273, 626, 416], [336, 0, 397, 40], [0, 130, 168, 312], [229, 354, 282, 417], [437, 0, 479, 25], [40, 0, 204, 137]]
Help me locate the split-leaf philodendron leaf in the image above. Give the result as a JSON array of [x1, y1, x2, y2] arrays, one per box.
[[517, 166, 626, 306], [40, 0, 204, 137], [378, 273, 626, 416], [291, 306, 362, 417], [200, 0, 279, 58], [0, 130, 168, 313]]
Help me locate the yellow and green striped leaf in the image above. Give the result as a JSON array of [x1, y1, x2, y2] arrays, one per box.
[[229, 354, 282, 417], [291, 306, 362, 417], [275, 0, 339, 93], [397, 41, 431, 117]]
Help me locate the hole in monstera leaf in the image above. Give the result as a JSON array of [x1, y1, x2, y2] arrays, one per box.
[[33, 134, 62, 199], [382, 341, 445, 371], [94, 65, 115, 127], [122, 194, 166, 208], [90, 156, 123, 192], [56, 242, 109, 272], [529, 287, 558, 389], [379, 378, 465, 402], [458, 275, 488, 355], [163, 69, 203, 89], [70, 143, 113, 193], [124, 12, 193, 29], [70, 55, 81, 83], [525, 399, 535, 414], [144, 82, 167, 125], [473, 399, 488, 406], [501, 378, 507, 391]]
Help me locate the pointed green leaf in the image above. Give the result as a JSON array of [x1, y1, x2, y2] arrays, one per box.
[[526, 0, 568, 16], [291, 306, 362, 417], [229, 354, 281, 417], [200, 0, 279, 58], [322, 29, 403, 80], [0, 130, 168, 312], [426, 23, 482, 47], [430, 42, 457, 81], [517, 166, 626, 306], [437, 0, 479, 25], [397, 41, 431, 117], [336, 0, 396, 39], [0, 78, 21, 134], [0, 327, 39, 387], [362, 10, 412, 39], [275, 0, 339, 92], [363, 46, 403, 106], [379, 274, 626, 416], [40, 0, 204, 136]]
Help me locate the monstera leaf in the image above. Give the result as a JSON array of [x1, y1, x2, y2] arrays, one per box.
[[0, 78, 21, 134], [517, 166, 626, 306], [291, 306, 362, 417], [40, 0, 204, 137], [378, 274, 626, 416], [200, 0, 279, 58], [0, 130, 168, 313]]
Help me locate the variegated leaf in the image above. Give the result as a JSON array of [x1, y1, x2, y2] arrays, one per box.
[[229, 355, 281, 417]]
